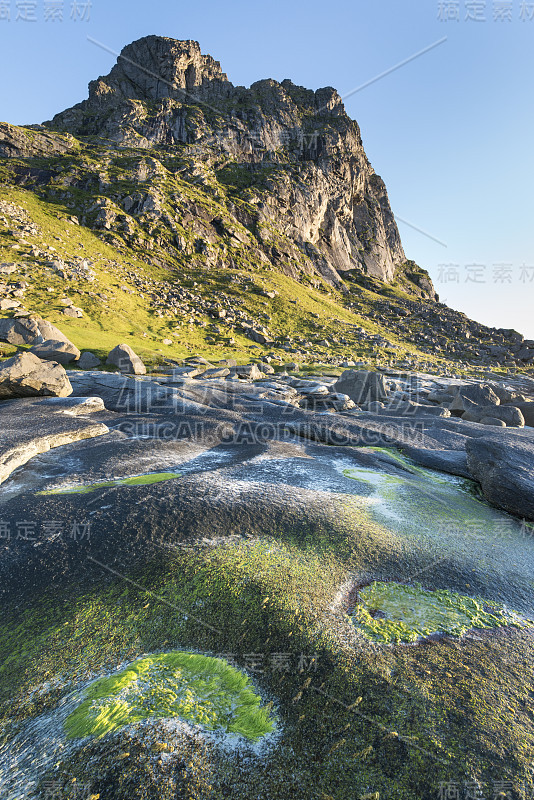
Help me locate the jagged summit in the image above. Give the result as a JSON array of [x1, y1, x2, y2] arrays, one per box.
[[88, 36, 230, 103]]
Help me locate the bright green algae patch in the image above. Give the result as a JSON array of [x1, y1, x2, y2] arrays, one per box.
[[352, 581, 523, 644], [65, 651, 275, 741], [37, 472, 181, 496]]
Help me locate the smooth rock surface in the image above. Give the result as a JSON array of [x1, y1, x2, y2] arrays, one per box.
[[466, 435, 534, 520], [0, 396, 108, 484]]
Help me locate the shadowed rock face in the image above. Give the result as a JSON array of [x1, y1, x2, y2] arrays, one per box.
[[44, 35, 415, 289]]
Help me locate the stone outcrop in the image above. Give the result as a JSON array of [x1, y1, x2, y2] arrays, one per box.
[[0, 396, 108, 485], [466, 436, 534, 521], [333, 369, 388, 404]]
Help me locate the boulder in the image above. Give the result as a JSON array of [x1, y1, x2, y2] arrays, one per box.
[[230, 364, 263, 380], [333, 370, 388, 404], [0, 316, 73, 346], [479, 416, 506, 427], [466, 436, 534, 520], [29, 338, 80, 365], [259, 363, 275, 374], [106, 343, 146, 375], [194, 367, 230, 379], [462, 405, 525, 427], [62, 306, 84, 319], [427, 387, 455, 404], [449, 383, 500, 413], [0, 299, 21, 311], [78, 351, 101, 370], [488, 384, 526, 404], [513, 401, 534, 428], [0, 351, 72, 398]]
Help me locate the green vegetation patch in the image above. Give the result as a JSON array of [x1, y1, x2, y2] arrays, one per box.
[[352, 581, 523, 644], [65, 651, 275, 741], [37, 471, 181, 495]]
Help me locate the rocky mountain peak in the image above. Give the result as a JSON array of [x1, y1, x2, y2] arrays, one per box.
[[33, 36, 436, 295], [88, 35, 229, 103]]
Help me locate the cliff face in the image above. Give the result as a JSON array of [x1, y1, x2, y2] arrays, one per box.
[[43, 35, 427, 294]]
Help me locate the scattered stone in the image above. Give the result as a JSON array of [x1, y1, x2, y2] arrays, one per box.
[[106, 344, 146, 375], [77, 351, 101, 370], [0, 299, 21, 311], [62, 306, 84, 318], [230, 364, 263, 380]]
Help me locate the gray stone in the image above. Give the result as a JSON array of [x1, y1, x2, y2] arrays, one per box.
[[449, 383, 500, 413], [511, 401, 534, 427], [230, 364, 263, 380], [462, 405, 525, 427], [195, 367, 230, 379], [479, 416, 507, 427], [466, 436, 534, 520], [78, 351, 101, 370], [62, 306, 84, 318], [259, 363, 275, 374], [0, 316, 73, 346], [334, 369, 388, 404], [427, 388, 455, 403], [0, 351, 72, 398], [106, 343, 146, 375], [29, 338, 81, 365]]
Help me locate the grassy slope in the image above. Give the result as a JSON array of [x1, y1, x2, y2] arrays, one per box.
[[0, 182, 451, 372]]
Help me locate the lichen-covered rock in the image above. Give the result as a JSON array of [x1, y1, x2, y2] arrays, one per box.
[[0, 351, 72, 398]]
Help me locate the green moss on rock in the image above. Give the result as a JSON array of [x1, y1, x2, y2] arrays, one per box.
[[65, 651, 275, 741], [37, 471, 181, 495], [352, 581, 525, 644]]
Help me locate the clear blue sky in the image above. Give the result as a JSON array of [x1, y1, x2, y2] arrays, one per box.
[[1, 0, 533, 338]]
